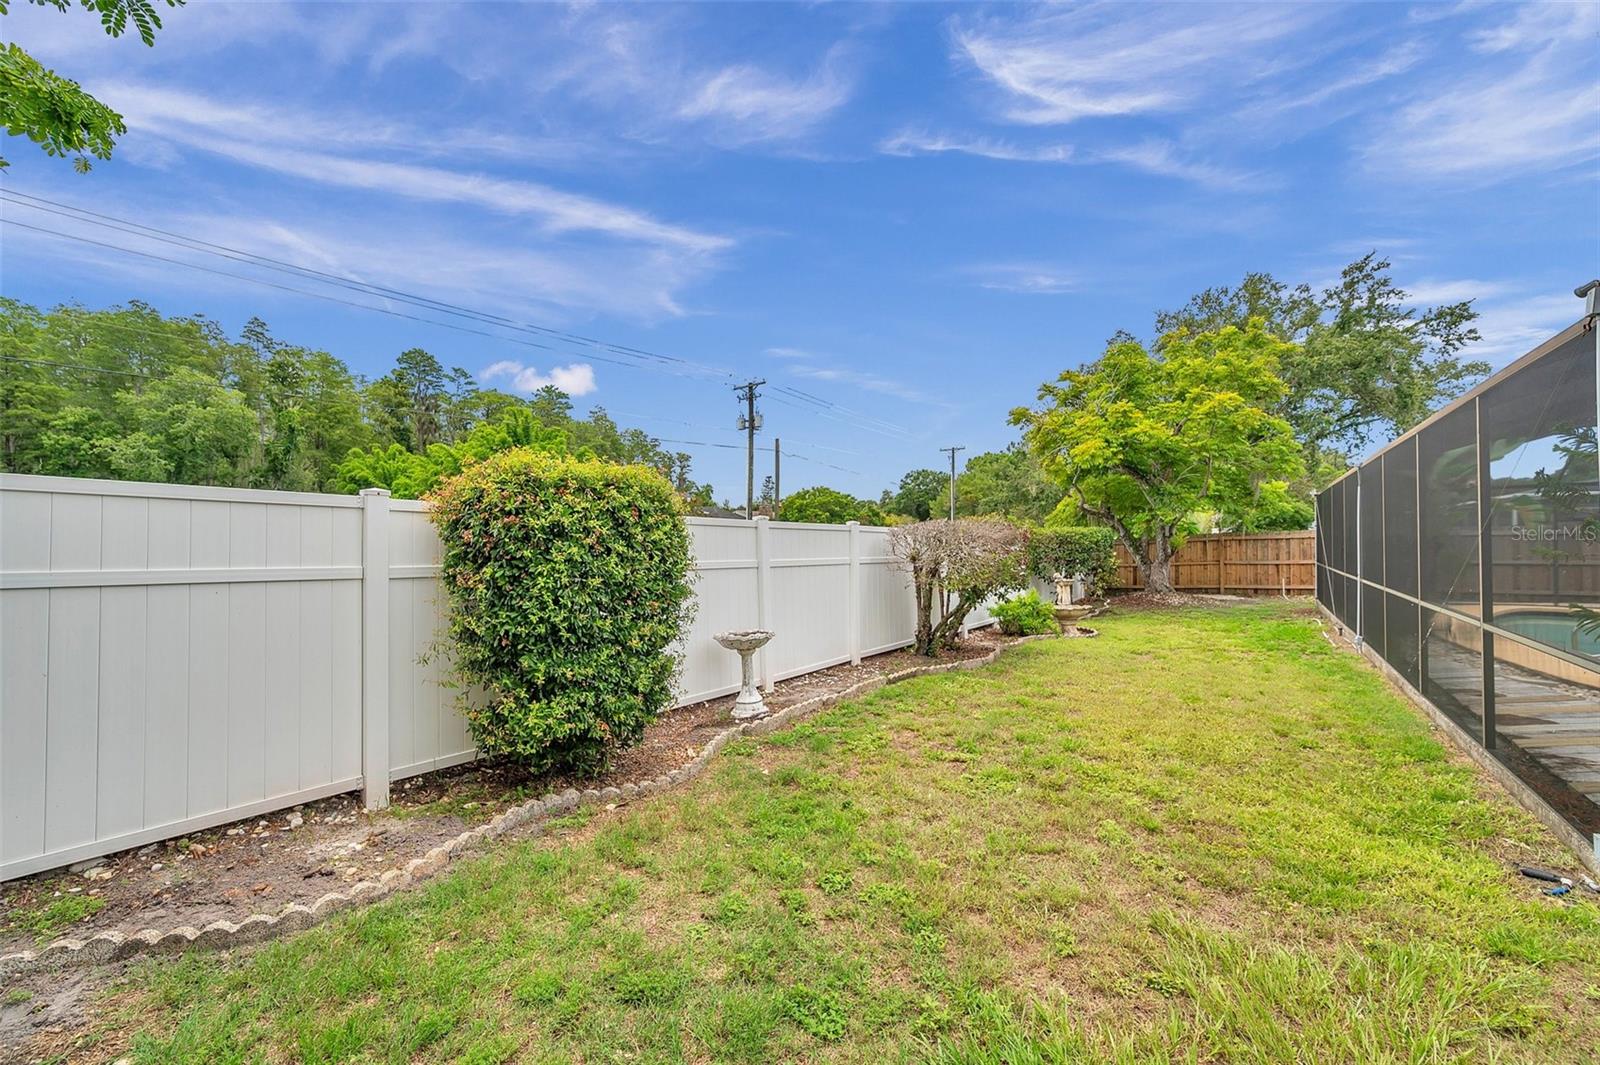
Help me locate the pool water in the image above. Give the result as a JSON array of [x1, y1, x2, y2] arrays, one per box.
[[1496, 610, 1600, 658]]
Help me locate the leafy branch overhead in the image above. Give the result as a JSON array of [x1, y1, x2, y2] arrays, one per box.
[[1156, 253, 1488, 469], [0, 0, 183, 171]]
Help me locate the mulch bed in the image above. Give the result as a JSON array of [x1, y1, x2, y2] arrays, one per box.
[[1105, 591, 1275, 610], [0, 629, 1023, 961]]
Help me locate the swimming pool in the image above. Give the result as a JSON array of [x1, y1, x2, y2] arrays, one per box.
[[1496, 610, 1600, 658]]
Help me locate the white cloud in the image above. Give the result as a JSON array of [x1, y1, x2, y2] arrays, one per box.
[[1368, 4, 1600, 181], [880, 130, 1074, 163], [968, 264, 1077, 295], [787, 363, 933, 404], [504, 7, 858, 150], [100, 85, 729, 255], [2, 188, 720, 323], [1090, 140, 1259, 190], [677, 46, 854, 144], [880, 129, 1253, 189], [101, 83, 607, 168], [1401, 278, 1510, 306], [950, 5, 1321, 125], [481, 360, 598, 396], [1467, 292, 1587, 367], [1248, 41, 1425, 117], [764, 346, 941, 412]]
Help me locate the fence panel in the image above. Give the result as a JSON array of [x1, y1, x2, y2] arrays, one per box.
[[1113, 532, 1315, 595], [0, 477, 996, 880], [0, 476, 366, 881], [767, 522, 853, 682]]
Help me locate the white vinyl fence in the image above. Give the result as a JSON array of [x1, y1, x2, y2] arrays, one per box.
[[0, 473, 992, 881]]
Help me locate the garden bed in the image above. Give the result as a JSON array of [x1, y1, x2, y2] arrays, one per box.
[[0, 629, 1018, 964]]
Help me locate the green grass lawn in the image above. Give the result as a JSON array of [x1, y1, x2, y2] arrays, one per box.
[[86, 604, 1600, 1063]]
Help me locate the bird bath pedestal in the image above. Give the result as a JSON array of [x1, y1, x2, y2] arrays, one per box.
[[1053, 578, 1093, 631], [715, 629, 774, 719]]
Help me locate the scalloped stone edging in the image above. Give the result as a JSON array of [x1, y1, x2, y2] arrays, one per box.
[[0, 633, 1052, 977]]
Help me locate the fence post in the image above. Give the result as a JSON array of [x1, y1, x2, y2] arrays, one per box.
[[847, 521, 861, 665], [360, 488, 391, 811], [754, 516, 773, 691]]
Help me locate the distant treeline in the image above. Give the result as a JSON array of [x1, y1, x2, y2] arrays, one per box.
[[0, 299, 713, 501]]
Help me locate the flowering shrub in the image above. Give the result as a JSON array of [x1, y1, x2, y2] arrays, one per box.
[[429, 448, 694, 775]]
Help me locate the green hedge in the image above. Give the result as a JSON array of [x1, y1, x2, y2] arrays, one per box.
[[429, 449, 694, 775], [1029, 526, 1118, 594]]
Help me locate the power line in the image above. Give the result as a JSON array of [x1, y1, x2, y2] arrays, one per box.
[[2, 190, 920, 438], [2, 217, 691, 372], [0, 190, 730, 382], [606, 409, 862, 457], [0, 216, 724, 389], [3, 192, 926, 461]]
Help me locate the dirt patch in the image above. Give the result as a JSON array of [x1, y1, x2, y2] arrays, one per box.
[[0, 629, 1025, 963]]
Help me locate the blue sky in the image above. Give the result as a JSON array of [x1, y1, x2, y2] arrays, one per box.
[[2, 1, 1597, 502]]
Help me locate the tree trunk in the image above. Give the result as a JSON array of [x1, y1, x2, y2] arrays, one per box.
[[930, 593, 977, 652], [1145, 530, 1176, 594], [1123, 530, 1176, 594], [913, 572, 937, 656]]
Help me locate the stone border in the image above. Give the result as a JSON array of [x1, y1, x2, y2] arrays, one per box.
[[0, 634, 1052, 977]]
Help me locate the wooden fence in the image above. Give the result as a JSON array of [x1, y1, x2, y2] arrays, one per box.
[[1112, 531, 1315, 595]]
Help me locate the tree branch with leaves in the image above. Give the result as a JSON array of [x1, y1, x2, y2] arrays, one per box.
[[0, 0, 182, 171], [1012, 322, 1302, 594]]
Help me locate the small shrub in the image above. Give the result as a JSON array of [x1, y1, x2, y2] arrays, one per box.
[[991, 590, 1059, 636], [429, 449, 694, 775], [890, 518, 1031, 655]]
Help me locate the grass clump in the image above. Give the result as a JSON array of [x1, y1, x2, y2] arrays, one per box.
[[14, 894, 104, 941]]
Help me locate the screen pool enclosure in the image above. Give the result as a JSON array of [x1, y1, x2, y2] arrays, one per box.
[[1316, 298, 1599, 862]]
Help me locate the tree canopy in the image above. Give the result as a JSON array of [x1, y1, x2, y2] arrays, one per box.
[[886, 468, 947, 521], [954, 445, 1066, 524], [1156, 253, 1487, 479], [0, 299, 714, 503], [0, 0, 182, 171], [1013, 322, 1303, 593], [776, 485, 887, 526]]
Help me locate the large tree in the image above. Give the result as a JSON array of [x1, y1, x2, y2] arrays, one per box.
[[1013, 322, 1302, 594], [776, 485, 886, 526], [0, 0, 182, 171], [954, 444, 1066, 523], [1156, 254, 1487, 478], [887, 467, 947, 521]]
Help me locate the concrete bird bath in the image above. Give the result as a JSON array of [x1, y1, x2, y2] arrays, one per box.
[[1053, 578, 1093, 629], [715, 629, 774, 719]]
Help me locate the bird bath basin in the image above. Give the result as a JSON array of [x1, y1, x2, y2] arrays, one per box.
[[715, 629, 774, 719]]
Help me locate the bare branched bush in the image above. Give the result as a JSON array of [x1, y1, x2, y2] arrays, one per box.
[[890, 518, 1031, 655]]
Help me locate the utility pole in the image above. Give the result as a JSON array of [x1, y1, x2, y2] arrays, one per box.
[[940, 445, 965, 521], [773, 437, 781, 515], [735, 380, 765, 519]]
